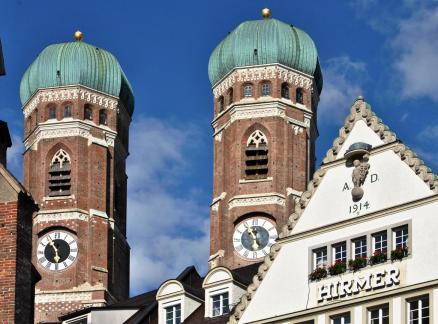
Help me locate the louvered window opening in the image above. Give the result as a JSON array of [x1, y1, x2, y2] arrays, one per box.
[[48, 150, 71, 197], [245, 131, 268, 180]]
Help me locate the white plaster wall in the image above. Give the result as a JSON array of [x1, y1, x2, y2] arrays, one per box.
[[90, 309, 138, 323], [159, 282, 183, 296], [239, 200, 438, 323], [293, 149, 432, 234], [184, 296, 201, 321], [336, 120, 385, 158]]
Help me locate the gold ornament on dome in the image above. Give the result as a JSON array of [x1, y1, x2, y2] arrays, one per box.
[[74, 31, 83, 41], [262, 8, 271, 19]]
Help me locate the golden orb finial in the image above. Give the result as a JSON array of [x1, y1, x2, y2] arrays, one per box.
[[262, 8, 271, 19], [74, 30, 83, 41]]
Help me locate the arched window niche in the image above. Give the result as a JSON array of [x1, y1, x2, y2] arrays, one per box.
[[261, 81, 271, 97], [245, 130, 269, 180], [48, 149, 72, 197], [296, 87, 304, 104], [84, 104, 93, 121], [243, 83, 253, 98], [99, 110, 108, 125], [281, 83, 289, 99], [63, 105, 72, 118], [228, 88, 234, 105]]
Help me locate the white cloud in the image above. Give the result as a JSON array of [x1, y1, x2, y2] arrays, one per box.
[[6, 133, 23, 178], [126, 117, 210, 295], [417, 124, 438, 141], [318, 56, 367, 124], [392, 7, 438, 101]]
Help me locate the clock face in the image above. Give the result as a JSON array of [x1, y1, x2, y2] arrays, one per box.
[[233, 218, 278, 260], [37, 231, 78, 271]]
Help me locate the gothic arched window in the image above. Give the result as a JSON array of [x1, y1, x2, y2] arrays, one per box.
[[281, 83, 289, 99], [296, 88, 304, 104], [48, 106, 56, 120], [63, 105, 72, 118], [84, 104, 93, 121], [245, 130, 268, 180], [261, 82, 271, 96], [99, 110, 108, 125], [243, 84, 253, 98], [48, 149, 71, 197], [228, 88, 234, 105]]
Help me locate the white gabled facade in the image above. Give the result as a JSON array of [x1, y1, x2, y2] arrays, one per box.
[[230, 97, 438, 324]]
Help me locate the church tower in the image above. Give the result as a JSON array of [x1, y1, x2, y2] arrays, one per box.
[[208, 9, 323, 269], [20, 32, 134, 323]]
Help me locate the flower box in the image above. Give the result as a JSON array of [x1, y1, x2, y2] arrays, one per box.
[[369, 250, 387, 265], [328, 261, 347, 276], [348, 257, 367, 272], [391, 246, 408, 262], [309, 267, 327, 281]]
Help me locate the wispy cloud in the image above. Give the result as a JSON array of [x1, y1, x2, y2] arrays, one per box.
[[127, 117, 210, 295], [417, 124, 438, 141], [6, 133, 23, 179], [392, 7, 438, 102], [318, 56, 367, 124]]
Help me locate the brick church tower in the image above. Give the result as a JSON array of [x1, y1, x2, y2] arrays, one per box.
[[19, 32, 134, 323], [207, 9, 323, 269]]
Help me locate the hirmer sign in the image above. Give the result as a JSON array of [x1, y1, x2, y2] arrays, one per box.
[[317, 267, 400, 302]]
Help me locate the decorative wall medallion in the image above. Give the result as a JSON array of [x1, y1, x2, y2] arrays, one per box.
[[345, 142, 372, 201]]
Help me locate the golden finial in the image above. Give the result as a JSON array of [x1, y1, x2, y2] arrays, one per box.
[[262, 8, 271, 19], [74, 30, 83, 41]]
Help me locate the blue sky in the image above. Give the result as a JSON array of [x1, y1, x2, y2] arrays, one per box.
[[1, 0, 438, 296]]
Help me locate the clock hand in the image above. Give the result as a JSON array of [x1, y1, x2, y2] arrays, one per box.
[[48, 237, 61, 263], [245, 224, 260, 250]]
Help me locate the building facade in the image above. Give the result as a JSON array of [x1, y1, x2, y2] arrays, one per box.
[[19, 32, 134, 323], [229, 97, 438, 324]]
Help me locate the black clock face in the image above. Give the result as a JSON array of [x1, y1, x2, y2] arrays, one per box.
[[44, 239, 70, 263], [37, 231, 78, 271]]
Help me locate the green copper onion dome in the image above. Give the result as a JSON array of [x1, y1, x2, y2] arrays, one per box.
[[20, 33, 134, 115], [208, 12, 323, 94]]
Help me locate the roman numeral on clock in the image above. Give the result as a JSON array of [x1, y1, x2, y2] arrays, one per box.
[[68, 255, 75, 261]]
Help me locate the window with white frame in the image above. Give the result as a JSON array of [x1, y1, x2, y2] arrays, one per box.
[[212, 292, 229, 317], [165, 304, 181, 324], [372, 231, 387, 253], [408, 295, 429, 324], [243, 84, 253, 97], [352, 236, 367, 259], [369, 304, 389, 324], [393, 225, 408, 250], [331, 312, 351, 324], [261, 82, 271, 96], [333, 242, 347, 263], [313, 247, 327, 269]]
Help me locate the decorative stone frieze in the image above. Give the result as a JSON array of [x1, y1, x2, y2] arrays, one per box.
[[230, 106, 286, 123], [33, 211, 88, 224], [213, 65, 314, 98], [228, 193, 286, 210], [23, 86, 119, 118]]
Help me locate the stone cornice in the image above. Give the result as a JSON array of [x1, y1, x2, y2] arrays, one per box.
[[22, 85, 119, 118], [212, 64, 315, 99], [24, 119, 117, 150], [227, 192, 286, 210]]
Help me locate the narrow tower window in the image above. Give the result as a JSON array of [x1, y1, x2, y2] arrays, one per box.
[[243, 84, 253, 98], [48, 106, 56, 120], [63, 105, 72, 118], [245, 130, 268, 179], [281, 82, 289, 99], [84, 104, 93, 121], [228, 88, 234, 105], [296, 88, 304, 104], [218, 96, 225, 112], [99, 110, 108, 125], [48, 149, 71, 197], [261, 82, 271, 96]]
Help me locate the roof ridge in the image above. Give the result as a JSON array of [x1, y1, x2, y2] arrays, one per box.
[[227, 96, 438, 324]]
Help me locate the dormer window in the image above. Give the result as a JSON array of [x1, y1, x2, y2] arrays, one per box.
[[212, 292, 229, 316], [165, 304, 181, 324]]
